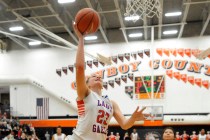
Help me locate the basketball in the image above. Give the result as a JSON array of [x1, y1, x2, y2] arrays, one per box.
[[75, 8, 100, 35]]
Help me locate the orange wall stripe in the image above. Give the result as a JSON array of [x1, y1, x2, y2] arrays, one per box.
[[20, 119, 78, 127], [143, 120, 163, 126], [20, 119, 163, 127]]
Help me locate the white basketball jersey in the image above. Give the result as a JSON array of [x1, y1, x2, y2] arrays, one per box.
[[198, 134, 206, 140], [131, 133, 138, 140], [70, 92, 113, 140], [53, 133, 66, 140]]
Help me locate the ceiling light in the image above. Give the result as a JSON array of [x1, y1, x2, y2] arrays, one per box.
[[58, 0, 75, 4], [28, 41, 41, 46], [84, 36, 98, 41], [9, 26, 24, 31], [125, 16, 140, 21], [128, 33, 143, 38], [163, 30, 178, 35], [165, 12, 182, 17]]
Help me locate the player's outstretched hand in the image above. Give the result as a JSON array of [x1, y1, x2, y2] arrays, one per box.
[[73, 22, 83, 39], [131, 106, 150, 121]]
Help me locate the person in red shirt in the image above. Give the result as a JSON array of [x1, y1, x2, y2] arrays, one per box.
[[109, 132, 116, 140], [18, 127, 23, 139], [206, 131, 210, 140], [190, 131, 198, 140], [176, 132, 182, 140], [182, 131, 189, 140]]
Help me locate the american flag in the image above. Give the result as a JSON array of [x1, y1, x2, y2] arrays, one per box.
[[36, 98, 49, 120]]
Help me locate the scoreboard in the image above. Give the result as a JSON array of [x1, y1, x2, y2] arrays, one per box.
[[135, 75, 165, 99]]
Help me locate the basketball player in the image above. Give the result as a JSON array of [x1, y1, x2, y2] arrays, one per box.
[[65, 23, 148, 140], [52, 126, 66, 140], [131, 129, 140, 140], [198, 129, 206, 140], [182, 131, 189, 140], [206, 131, 210, 140], [176, 132, 182, 140], [162, 127, 175, 140], [108, 132, 116, 140], [115, 132, 120, 140], [196, 48, 210, 60], [190, 131, 198, 140]]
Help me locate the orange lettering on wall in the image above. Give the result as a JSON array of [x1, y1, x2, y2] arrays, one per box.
[[107, 67, 118, 78], [118, 64, 129, 74], [149, 60, 160, 69], [130, 61, 141, 72], [174, 60, 188, 70], [204, 65, 210, 76], [161, 59, 173, 69], [187, 62, 204, 73]]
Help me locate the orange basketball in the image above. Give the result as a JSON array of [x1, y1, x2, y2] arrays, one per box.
[[75, 8, 100, 35]]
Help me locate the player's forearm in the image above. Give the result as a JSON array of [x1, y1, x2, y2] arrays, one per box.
[[120, 116, 136, 130], [76, 37, 85, 68]]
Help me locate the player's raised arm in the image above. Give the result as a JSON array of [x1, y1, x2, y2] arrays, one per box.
[[73, 23, 89, 100], [111, 100, 149, 130]]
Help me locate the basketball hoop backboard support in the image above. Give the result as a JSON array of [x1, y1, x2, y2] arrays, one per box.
[[125, 0, 162, 22], [143, 106, 163, 121]]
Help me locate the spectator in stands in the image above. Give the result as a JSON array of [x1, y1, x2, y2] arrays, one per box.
[[31, 133, 40, 140], [2, 129, 14, 140], [2, 112, 7, 121], [162, 127, 175, 140], [146, 132, 155, 140], [20, 132, 27, 140], [124, 132, 131, 140], [131, 129, 140, 140], [198, 129, 206, 140], [52, 126, 66, 140], [17, 127, 22, 139]]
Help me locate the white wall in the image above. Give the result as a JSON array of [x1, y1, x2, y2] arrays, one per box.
[[10, 84, 77, 116], [0, 36, 210, 116]]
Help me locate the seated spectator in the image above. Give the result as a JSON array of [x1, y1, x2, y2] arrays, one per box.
[[52, 126, 66, 140], [162, 127, 175, 140]]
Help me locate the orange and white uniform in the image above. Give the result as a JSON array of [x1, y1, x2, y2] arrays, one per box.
[[66, 92, 113, 140], [190, 134, 198, 140], [182, 134, 189, 140], [176, 134, 182, 140]]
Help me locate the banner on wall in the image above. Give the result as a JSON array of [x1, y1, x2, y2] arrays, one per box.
[[125, 86, 134, 99], [56, 47, 209, 102]]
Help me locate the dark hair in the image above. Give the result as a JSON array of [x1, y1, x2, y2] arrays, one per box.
[[86, 77, 90, 84], [56, 126, 62, 130], [163, 127, 175, 136]]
